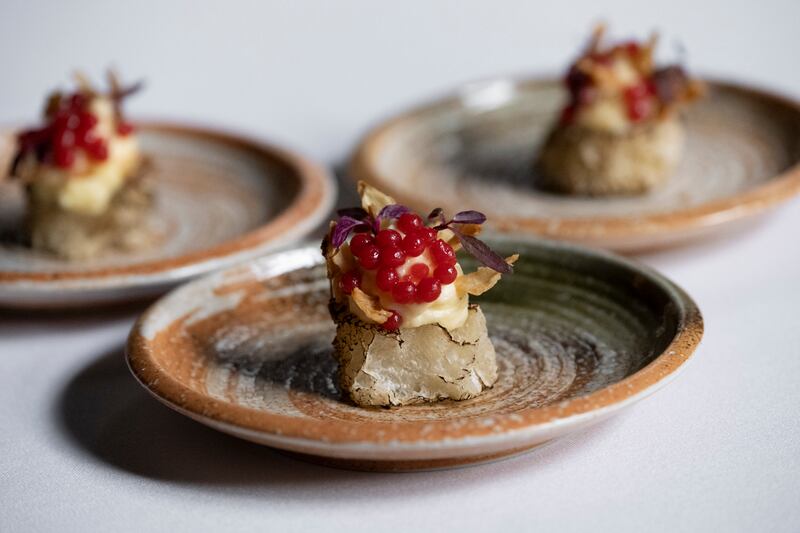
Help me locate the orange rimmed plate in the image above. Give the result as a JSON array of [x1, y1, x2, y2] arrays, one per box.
[[127, 237, 703, 472], [0, 123, 335, 308], [350, 78, 800, 251]]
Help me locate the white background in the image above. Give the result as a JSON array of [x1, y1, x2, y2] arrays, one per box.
[[1, 1, 799, 532]]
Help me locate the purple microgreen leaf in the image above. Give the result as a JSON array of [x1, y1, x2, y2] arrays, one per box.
[[377, 204, 411, 221], [336, 207, 369, 220], [331, 216, 367, 248], [450, 227, 513, 274], [652, 66, 688, 103], [372, 216, 382, 234], [427, 208, 443, 220], [451, 210, 487, 225], [427, 207, 447, 227], [116, 80, 144, 100]]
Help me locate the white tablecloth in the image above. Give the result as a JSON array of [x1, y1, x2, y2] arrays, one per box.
[[1, 2, 798, 531]]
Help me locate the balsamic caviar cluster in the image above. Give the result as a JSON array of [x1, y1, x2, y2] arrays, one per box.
[[338, 212, 460, 331], [13, 91, 134, 173]]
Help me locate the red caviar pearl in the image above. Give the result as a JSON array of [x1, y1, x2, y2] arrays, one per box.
[[397, 213, 423, 234], [376, 229, 401, 248], [392, 280, 416, 304], [417, 227, 437, 245], [623, 41, 641, 56], [401, 233, 425, 257], [434, 264, 458, 284], [117, 122, 134, 136], [626, 82, 649, 100], [69, 93, 87, 109], [54, 129, 75, 150], [382, 311, 402, 332], [339, 270, 361, 295], [416, 277, 441, 303], [430, 239, 456, 265], [376, 267, 399, 292], [379, 246, 406, 268], [53, 147, 75, 169], [52, 112, 70, 131], [79, 112, 98, 129], [624, 83, 653, 122], [409, 263, 430, 281], [65, 114, 80, 130], [84, 138, 109, 161], [349, 233, 374, 256], [357, 244, 381, 270], [560, 104, 577, 124], [627, 99, 651, 121], [76, 127, 98, 149]]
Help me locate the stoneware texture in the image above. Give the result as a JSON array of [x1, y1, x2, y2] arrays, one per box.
[[126, 237, 703, 472], [350, 78, 800, 252], [0, 123, 336, 308]]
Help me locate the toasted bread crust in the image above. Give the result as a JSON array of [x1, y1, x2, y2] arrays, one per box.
[[330, 301, 498, 407], [536, 117, 685, 196], [27, 173, 157, 260]]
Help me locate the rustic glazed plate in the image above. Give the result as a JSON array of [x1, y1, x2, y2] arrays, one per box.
[[351, 78, 800, 251], [0, 123, 335, 308], [127, 237, 703, 472]]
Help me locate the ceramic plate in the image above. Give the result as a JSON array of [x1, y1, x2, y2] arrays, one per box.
[[351, 78, 800, 251], [127, 237, 703, 472], [0, 123, 335, 308]]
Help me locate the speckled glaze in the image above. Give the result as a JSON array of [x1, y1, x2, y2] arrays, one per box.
[[0, 123, 335, 308], [127, 238, 703, 471], [350, 78, 800, 251]]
